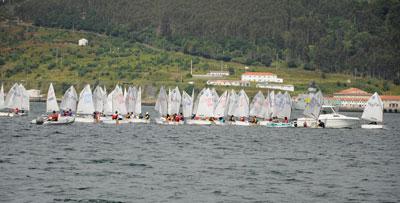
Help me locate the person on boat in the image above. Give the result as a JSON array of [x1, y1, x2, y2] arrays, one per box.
[[48, 111, 58, 121], [191, 114, 195, 119], [303, 121, 308, 128], [14, 108, 19, 115], [175, 114, 181, 122], [240, 117, 245, 122], [179, 113, 184, 121], [369, 121, 377, 125], [165, 114, 170, 121], [145, 112, 150, 120], [229, 115, 235, 122], [112, 111, 118, 120], [318, 120, 325, 128], [172, 114, 177, 122], [250, 116, 257, 124], [283, 117, 288, 123], [219, 117, 225, 123], [67, 109, 73, 116], [125, 112, 131, 119], [209, 117, 215, 122], [138, 113, 143, 119]]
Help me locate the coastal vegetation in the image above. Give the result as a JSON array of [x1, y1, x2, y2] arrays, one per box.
[[1, 21, 399, 101], [7, 0, 400, 84]]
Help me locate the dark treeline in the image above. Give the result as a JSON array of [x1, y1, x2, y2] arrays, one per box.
[[6, 0, 400, 83]]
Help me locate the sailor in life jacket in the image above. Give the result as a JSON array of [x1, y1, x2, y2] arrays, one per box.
[[111, 111, 118, 120]]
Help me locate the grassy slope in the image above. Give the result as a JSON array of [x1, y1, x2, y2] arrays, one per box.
[[1, 21, 399, 100]]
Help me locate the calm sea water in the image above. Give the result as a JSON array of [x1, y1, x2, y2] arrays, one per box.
[[0, 103, 399, 202]]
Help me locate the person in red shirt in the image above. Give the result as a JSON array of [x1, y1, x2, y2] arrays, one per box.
[[283, 117, 288, 123], [111, 111, 118, 120], [48, 111, 58, 121]]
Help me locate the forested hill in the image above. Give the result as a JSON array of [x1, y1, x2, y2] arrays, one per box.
[[2, 0, 400, 83]]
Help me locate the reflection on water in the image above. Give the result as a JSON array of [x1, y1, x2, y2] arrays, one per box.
[[0, 103, 399, 202]]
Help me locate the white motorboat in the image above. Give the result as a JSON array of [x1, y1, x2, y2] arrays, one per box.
[[298, 105, 359, 128]]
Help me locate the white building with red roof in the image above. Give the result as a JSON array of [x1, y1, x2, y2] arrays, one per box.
[[327, 87, 400, 112], [241, 72, 283, 83]]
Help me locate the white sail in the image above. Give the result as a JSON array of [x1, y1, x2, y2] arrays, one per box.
[[4, 83, 21, 109], [123, 87, 127, 100], [167, 86, 181, 115], [196, 88, 214, 118], [60, 86, 78, 112], [46, 83, 59, 113], [77, 84, 95, 115], [0, 84, 4, 109], [135, 86, 142, 115], [93, 86, 105, 113], [181, 90, 193, 118], [103, 90, 113, 115], [361, 92, 383, 123], [155, 86, 168, 116], [125, 86, 137, 114], [18, 84, 30, 111], [233, 89, 249, 118], [214, 90, 229, 118], [249, 91, 265, 118], [303, 91, 323, 119], [227, 89, 237, 116], [5, 83, 19, 109], [269, 91, 277, 117], [211, 88, 219, 109], [276, 91, 292, 119], [112, 85, 127, 115], [192, 88, 205, 115]]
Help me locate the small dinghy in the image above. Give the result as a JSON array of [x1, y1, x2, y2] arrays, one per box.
[[361, 92, 384, 129], [75, 84, 96, 123], [32, 116, 75, 125], [188, 88, 217, 125], [1, 83, 30, 117], [32, 83, 75, 125], [155, 86, 185, 125], [229, 90, 252, 126]]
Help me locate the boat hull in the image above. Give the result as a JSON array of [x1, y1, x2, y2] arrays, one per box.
[[266, 122, 293, 128], [75, 116, 96, 123], [186, 119, 212, 125], [0, 112, 28, 117], [31, 116, 75, 125], [129, 118, 150, 124], [361, 124, 383, 129], [297, 116, 359, 129], [231, 121, 251, 126], [321, 118, 359, 128], [213, 120, 226, 125], [155, 118, 184, 125]]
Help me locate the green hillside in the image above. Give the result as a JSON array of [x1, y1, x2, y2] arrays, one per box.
[[1, 21, 399, 101], [5, 0, 400, 84]]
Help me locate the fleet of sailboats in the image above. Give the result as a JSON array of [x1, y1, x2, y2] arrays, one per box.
[[0, 83, 388, 129]]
